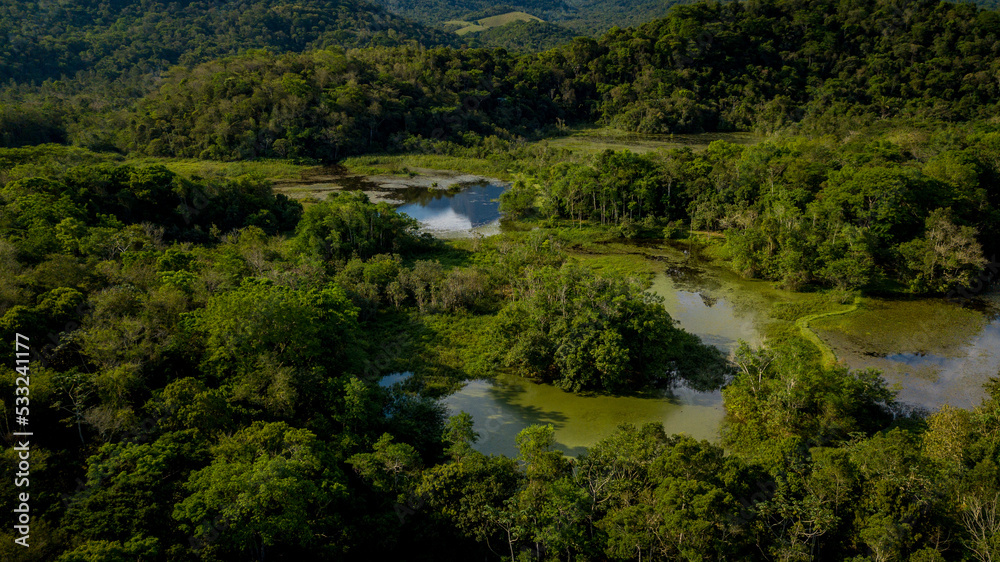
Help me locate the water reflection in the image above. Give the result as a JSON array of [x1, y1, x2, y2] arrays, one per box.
[[863, 317, 999, 409], [442, 379, 724, 458], [437, 270, 764, 456], [378, 371, 412, 388], [648, 272, 763, 353], [816, 294, 1000, 410], [396, 181, 507, 236]]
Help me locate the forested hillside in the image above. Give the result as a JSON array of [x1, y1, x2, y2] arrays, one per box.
[[465, 20, 579, 51], [5, 0, 1000, 153], [369, 0, 695, 34], [1, 0, 1000, 561], [0, 0, 453, 86], [115, 0, 1000, 162], [370, 0, 577, 25], [127, 48, 565, 161], [558, 0, 694, 33]]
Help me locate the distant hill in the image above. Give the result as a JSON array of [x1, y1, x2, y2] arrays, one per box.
[[372, 0, 576, 24], [444, 11, 545, 35], [466, 19, 579, 50], [0, 0, 455, 86], [381, 0, 998, 37], [124, 0, 1000, 161], [560, 0, 695, 34], [372, 0, 696, 34]]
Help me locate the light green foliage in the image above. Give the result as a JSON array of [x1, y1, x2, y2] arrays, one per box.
[[348, 433, 422, 495], [898, 208, 988, 293], [443, 412, 480, 460], [722, 340, 897, 460], [188, 279, 360, 419], [174, 422, 345, 558], [60, 430, 207, 555], [194, 280, 358, 375], [55, 537, 160, 562], [2, 2, 1000, 557]]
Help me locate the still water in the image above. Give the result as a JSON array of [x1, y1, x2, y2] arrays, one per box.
[[385, 185, 999, 453], [442, 378, 723, 458], [813, 293, 1000, 410], [438, 269, 764, 456], [395, 181, 507, 238]]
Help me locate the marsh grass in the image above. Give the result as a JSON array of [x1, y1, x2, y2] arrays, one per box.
[[811, 297, 986, 356], [536, 125, 759, 155], [341, 154, 510, 179], [126, 156, 316, 181], [398, 312, 490, 397]]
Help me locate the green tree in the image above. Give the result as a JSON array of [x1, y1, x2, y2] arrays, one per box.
[[174, 422, 346, 561]]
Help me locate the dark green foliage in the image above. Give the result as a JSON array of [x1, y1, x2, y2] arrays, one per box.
[[572, 0, 1000, 131], [0, 105, 67, 148], [557, 0, 695, 34], [173, 422, 347, 560], [0, 161, 302, 262], [293, 192, 424, 261], [466, 20, 580, 53], [128, 47, 563, 160], [512, 128, 999, 294], [60, 430, 210, 555], [0, 0, 454, 87], [121, 0, 1000, 161], [722, 340, 898, 460], [191, 280, 359, 375], [2, 1, 1000, 559], [0, 156, 998, 561], [480, 263, 729, 391]]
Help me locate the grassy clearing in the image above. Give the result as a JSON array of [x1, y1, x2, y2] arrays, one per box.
[[535, 125, 760, 156], [401, 312, 490, 396], [477, 12, 542, 27], [126, 156, 317, 181], [455, 24, 486, 35], [569, 252, 660, 282], [340, 154, 512, 179], [794, 297, 861, 366], [447, 11, 542, 35]]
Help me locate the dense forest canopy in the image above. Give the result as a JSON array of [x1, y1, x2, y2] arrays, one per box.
[[501, 126, 1000, 294], [0, 144, 998, 561], [1, 0, 1000, 560], [106, 0, 1000, 161], [4, 0, 1000, 152], [0, 0, 454, 86]]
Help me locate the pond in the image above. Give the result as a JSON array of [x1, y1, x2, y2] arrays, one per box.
[[438, 265, 767, 457], [442, 378, 724, 458], [389, 233, 999, 457], [395, 181, 507, 238], [812, 293, 1000, 410], [276, 173, 508, 237]]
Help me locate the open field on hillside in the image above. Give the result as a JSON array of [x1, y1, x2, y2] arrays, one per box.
[[445, 11, 544, 34]]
